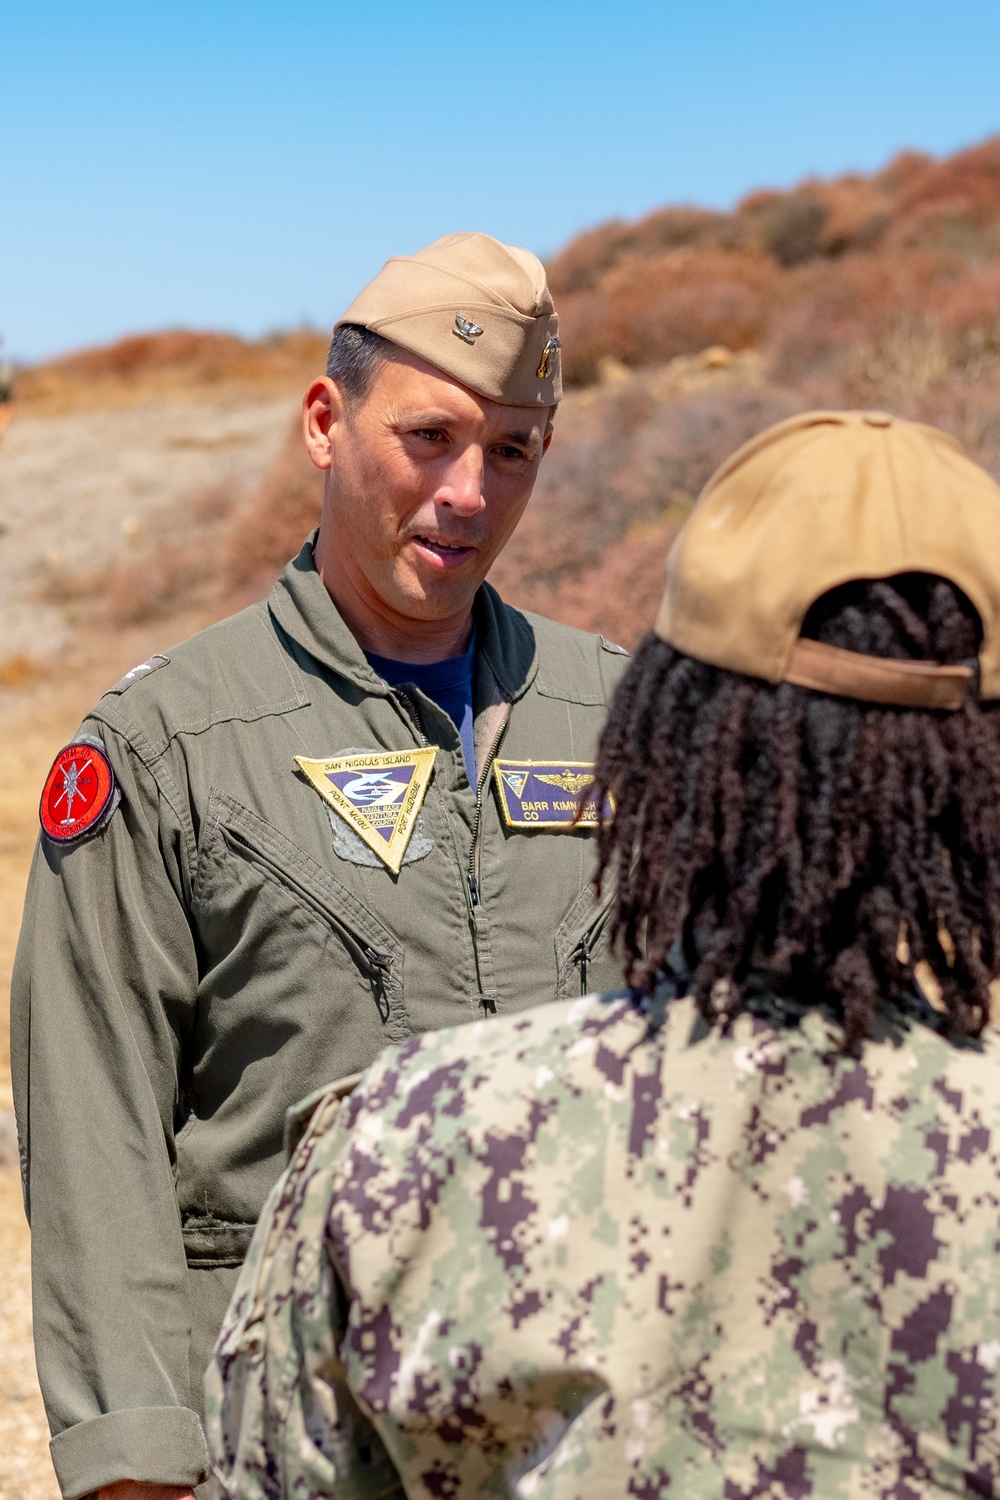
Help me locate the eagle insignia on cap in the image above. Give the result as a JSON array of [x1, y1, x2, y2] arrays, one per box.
[[536, 334, 561, 380], [453, 315, 485, 345]]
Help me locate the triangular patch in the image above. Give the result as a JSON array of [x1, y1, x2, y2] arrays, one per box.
[[296, 748, 437, 874], [501, 769, 530, 798]]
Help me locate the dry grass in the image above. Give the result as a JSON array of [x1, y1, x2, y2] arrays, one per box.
[[0, 1170, 57, 1500], [0, 656, 45, 691], [12, 329, 328, 417]]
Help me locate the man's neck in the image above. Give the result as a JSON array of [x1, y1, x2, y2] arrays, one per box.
[[314, 549, 474, 665], [357, 608, 474, 664]]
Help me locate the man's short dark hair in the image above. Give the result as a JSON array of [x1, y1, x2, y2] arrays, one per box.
[[325, 324, 394, 412]]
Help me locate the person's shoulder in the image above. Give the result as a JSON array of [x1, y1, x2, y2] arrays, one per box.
[[489, 589, 631, 706], [890, 1009, 1000, 1103], [87, 600, 308, 752], [345, 992, 641, 1141]]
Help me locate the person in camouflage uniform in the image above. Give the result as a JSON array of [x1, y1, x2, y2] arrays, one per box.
[[206, 411, 1000, 1499]]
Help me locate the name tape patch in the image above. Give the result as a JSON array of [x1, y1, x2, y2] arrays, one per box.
[[296, 748, 437, 874], [494, 760, 600, 830], [40, 738, 118, 843]]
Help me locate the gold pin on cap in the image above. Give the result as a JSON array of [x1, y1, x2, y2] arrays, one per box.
[[536, 334, 561, 380]]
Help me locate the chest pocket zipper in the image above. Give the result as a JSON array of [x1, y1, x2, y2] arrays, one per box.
[[566, 897, 616, 996], [219, 823, 401, 1023]]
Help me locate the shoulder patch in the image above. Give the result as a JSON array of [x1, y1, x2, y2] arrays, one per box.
[[600, 636, 629, 656], [40, 735, 120, 844], [107, 654, 170, 695]]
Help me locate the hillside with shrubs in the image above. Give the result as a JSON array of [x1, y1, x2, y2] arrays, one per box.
[[19, 137, 1000, 653]]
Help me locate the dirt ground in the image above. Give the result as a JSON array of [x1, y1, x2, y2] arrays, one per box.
[[0, 389, 300, 1498]]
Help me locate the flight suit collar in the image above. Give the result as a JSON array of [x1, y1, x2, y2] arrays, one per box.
[[267, 534, 539, 704]]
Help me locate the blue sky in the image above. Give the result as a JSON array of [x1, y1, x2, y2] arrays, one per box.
[[3, 0, 999, 361]]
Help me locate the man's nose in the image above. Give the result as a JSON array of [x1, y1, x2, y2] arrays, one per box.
[[438, 445, 486, 515]]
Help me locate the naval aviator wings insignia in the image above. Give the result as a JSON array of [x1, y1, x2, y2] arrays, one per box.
[[494, 759, 600, 830], [295, 748, 437, 874]]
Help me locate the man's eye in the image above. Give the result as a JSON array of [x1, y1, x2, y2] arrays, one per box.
[[494, 445, 527, 461], [412, 428, 447, 444]]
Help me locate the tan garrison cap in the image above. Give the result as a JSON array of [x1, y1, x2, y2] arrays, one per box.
[[655, 410, 1000, 705], [336, 232, 562, 407]]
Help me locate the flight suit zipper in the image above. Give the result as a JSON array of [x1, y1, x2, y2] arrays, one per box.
[[465, 714, 510, 1014], [396, 684, 509, 1016], [467, 715, 509, 908], [394, 689, 430, 749]]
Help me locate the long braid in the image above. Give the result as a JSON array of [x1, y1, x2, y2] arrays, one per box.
[[594, 574, 1000, 1047]]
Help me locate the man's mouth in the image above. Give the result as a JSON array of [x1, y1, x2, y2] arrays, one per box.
[[411, 535, 476, 569]]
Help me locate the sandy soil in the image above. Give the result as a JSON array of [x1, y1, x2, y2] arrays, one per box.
[[0, 393, 297, 660], [0, 1168, 54, 1500], [0, 391, 299, 1497]]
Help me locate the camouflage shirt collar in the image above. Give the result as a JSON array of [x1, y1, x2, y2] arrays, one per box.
[[267, 534, 539, 700]]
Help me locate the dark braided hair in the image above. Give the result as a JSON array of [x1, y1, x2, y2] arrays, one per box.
[[593, 573, 1000, 1048]]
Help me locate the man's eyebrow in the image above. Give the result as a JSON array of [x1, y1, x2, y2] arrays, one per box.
[[392, 409, 455, 427], [499, 429, 537, 448]]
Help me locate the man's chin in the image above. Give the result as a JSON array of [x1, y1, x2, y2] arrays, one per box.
[[390, 573, 484, 624]]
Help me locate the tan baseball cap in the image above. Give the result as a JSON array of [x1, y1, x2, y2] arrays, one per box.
[[336, 232, 562, 407], [655, 410, 1000, 706]]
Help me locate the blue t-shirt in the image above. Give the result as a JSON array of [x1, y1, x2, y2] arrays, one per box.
[[366, 634, 477, 787]]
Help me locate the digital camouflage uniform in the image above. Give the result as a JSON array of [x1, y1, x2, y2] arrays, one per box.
[[207, 987, 1000, 1499], [11, 538, 626, 1499]]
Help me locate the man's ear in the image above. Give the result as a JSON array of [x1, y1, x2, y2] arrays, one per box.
[[542, 416, 555, 456], [303, 377, 345, 472]]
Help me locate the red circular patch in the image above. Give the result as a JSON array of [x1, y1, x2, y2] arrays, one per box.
[[40, 743, 116, 842]]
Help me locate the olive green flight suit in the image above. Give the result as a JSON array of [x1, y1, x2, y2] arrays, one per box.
[[10, 538, 627, 1499]]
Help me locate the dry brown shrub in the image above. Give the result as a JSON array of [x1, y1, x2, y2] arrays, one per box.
[[546, 135, 1000, 392], [16, 330, 328, 416], [0, 655, 45, 690], [889, 138, 1000, 239], [44, 421, 322, 631], [71, 480, 242, 626], [558, 249, 784, 383], [490, 375, 808, 644], [223, 418, 324, 606], [768, 250, 967, 380], [547, 207, 735, 296]]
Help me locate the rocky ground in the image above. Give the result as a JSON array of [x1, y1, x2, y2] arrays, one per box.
[[0, 389, 299, 1497]]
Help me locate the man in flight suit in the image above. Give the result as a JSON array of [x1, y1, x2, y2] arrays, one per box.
[[11, 233, 628, 1500]]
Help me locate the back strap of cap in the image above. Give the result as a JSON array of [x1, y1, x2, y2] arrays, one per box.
[[784, 637, 976, 710]]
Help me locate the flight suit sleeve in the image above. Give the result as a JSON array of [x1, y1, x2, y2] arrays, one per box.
[[10, 718, 209, 1499]]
